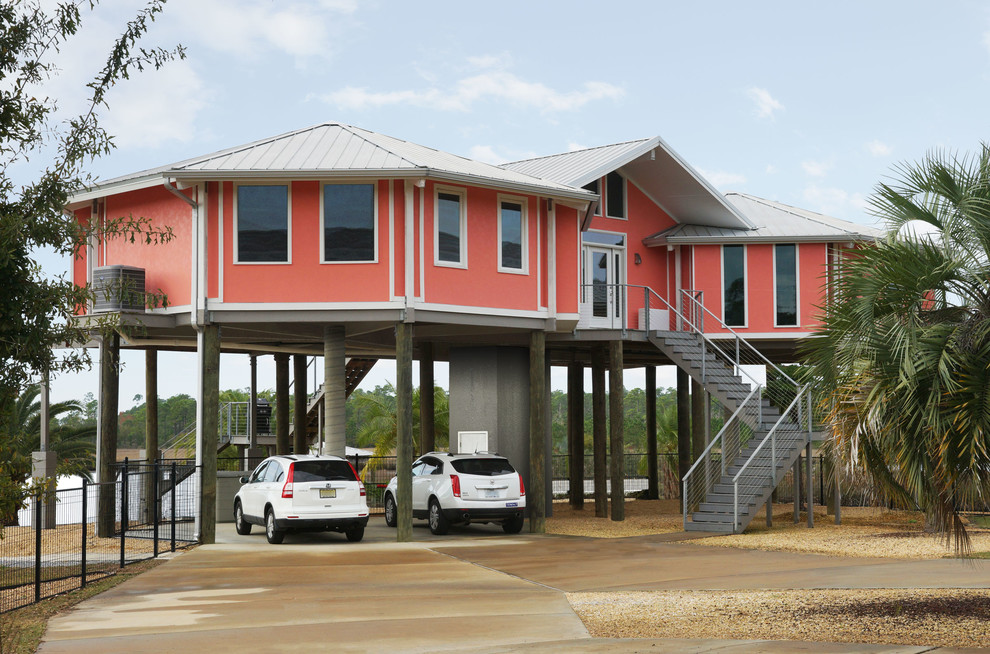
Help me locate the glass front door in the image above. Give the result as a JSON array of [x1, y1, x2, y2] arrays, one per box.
[[585, 246, 622, 327]]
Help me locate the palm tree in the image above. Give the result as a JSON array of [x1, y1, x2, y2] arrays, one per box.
[[804, 146, 990, 549], [0, 385, 96, 525], [352, 383, 449, 479]]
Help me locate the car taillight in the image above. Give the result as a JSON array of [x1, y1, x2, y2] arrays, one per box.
[[451, 474, 461, 498], [359, 482, 366, 497], [281, 463, 294, 498], [519, 473, 525, 496], [348, 461, 361, 481]]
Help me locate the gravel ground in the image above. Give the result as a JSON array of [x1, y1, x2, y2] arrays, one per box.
[[568, 589, 990, 648], [550, 500, 990, 647]]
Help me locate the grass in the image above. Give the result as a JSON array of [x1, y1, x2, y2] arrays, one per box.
[[0, 558, 167, 654]]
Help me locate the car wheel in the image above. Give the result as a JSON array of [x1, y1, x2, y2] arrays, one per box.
[[428, 498, 449, 535], [234, 501, 251, 535], [265, 508, 285, 544], [345, 525, 365, 542], [384, 493, 397, 528], [502, 513, 524, 534]]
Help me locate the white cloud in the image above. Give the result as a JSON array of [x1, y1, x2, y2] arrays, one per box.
[[802, 185, 868, 218], [801, 159, 831, 177], [697, 167, 747, 190], [567, 142, 589, 152], [468, 145, 507, 165], [103, 60, 207, 148], [167, 0, 355, 61], [321, 68, 624, 114], [866, 139, 892, 157], [746, 87, 784, 119], [766, 164, 777, 174]]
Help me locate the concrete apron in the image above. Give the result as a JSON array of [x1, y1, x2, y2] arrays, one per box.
[[39, 521, 990, 653]]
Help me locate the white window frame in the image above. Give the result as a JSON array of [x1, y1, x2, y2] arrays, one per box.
[[434, 185, 467, 268], [773, 243, 800, 328], [721, 243, 747, 328], [497, 194, 528, 274], [319, 181, 379, 264], [233, 182, 292, 265], [605, 171, 627, 220]]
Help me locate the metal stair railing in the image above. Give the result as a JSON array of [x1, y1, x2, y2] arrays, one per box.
[[732, 385, 812, 530], [158, 401, 243, 455], [682, 384, 759, 528]]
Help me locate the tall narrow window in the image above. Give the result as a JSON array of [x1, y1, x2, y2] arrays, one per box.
[[606, 171, 625, 219], [583, 178, 601, 216], [436, 190, 465, 265], [499, 199, 525, 271], [323, 184, 375, 262], [775, 244, 798, 326], [723, 245, 746, 326], [237, 185, 289, 262]]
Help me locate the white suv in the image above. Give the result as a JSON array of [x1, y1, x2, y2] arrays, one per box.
[[234, 455, 369, 544], [383, 452, 526, 535]]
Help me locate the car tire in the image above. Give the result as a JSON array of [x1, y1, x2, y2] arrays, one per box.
[[234, 501, 251, 535], [345, 525, 365, 542], [428, 498, 449, 535], [384, 493, 397, 528], [265, 508, 285, 544], [502, 513, 524, 534]]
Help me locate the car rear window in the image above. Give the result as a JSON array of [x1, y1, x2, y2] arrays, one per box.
[[292, 460, 358, 482], [451, 458, 515, 476]]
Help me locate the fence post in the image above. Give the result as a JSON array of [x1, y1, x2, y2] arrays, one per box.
[[153, 459, 160, 558], [34, 489, 41, 603], [120, 458, 128, 568], [171, 461, 177, 553], [81, 477, 88, 589]]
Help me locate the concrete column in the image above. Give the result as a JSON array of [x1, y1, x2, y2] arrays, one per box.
[[275, 353, 290, 455], [529, 331, 546, 533], [293, 355, 308, 455], [691, 379, 706, 461], [97, 332, 119, 538], [199, 324, 220, 545], [395, 322, 414, 542], [646, 365, 658, 500], [567, 362, 584, 509], [676, 367, 690, 507], [32, 371, 56, 529], [323, 326, 346, 456], [420, 343, 435, 455], [144, 349, 158, 524], [591, 347, 608, 518], [608, 340, 624, 522]]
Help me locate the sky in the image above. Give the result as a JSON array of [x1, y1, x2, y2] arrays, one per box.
[[24, 0, 990, 408]]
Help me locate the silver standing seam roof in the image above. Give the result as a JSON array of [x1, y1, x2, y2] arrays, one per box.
[[642, 192, 882, 245], [68, 123, 596, 206]]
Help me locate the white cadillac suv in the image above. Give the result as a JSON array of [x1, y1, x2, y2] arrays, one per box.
[[234, 454, 369, 544], [382, 452, 526, 535]]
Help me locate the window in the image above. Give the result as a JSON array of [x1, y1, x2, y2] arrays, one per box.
[[723, 245, 746, 326], [323, 183, 376, 262], [436, 188, 466, 266], [775, 244, 798, 326], [237, 185, 289, 262], [583, 178, 601, 216], [606, 171, 625, 219], [498, 198, 526, 272], [451, 457, 515, 476]]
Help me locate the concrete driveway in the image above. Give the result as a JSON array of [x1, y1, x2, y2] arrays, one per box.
[[38, 518, 990, 653]]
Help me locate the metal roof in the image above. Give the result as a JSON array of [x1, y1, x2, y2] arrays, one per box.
[[503, 137, 755, 230], [70, 123, 595, 205], [643, 192, 882, 245]]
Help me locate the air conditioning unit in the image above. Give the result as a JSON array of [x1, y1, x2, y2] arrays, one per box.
[[92, 265, 146, 313]]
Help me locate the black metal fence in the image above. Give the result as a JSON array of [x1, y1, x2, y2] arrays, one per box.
[[0, 462, 200, 614]]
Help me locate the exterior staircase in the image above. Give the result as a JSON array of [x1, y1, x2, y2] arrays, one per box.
[[650, 330, 810, 533], [288, 357, 377, 446]]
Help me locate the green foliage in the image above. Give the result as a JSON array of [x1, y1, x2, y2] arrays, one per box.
[[550, 386, 680, 455], [804, 146, 990, 550]]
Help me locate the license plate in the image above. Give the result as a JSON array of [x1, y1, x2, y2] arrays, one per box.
[[483, 489, 499, 498], [506, 502, 518, 507], [319, 488, 336, 499]]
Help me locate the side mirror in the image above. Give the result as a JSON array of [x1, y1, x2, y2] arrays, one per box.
[[239, 476, 249, 484]]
